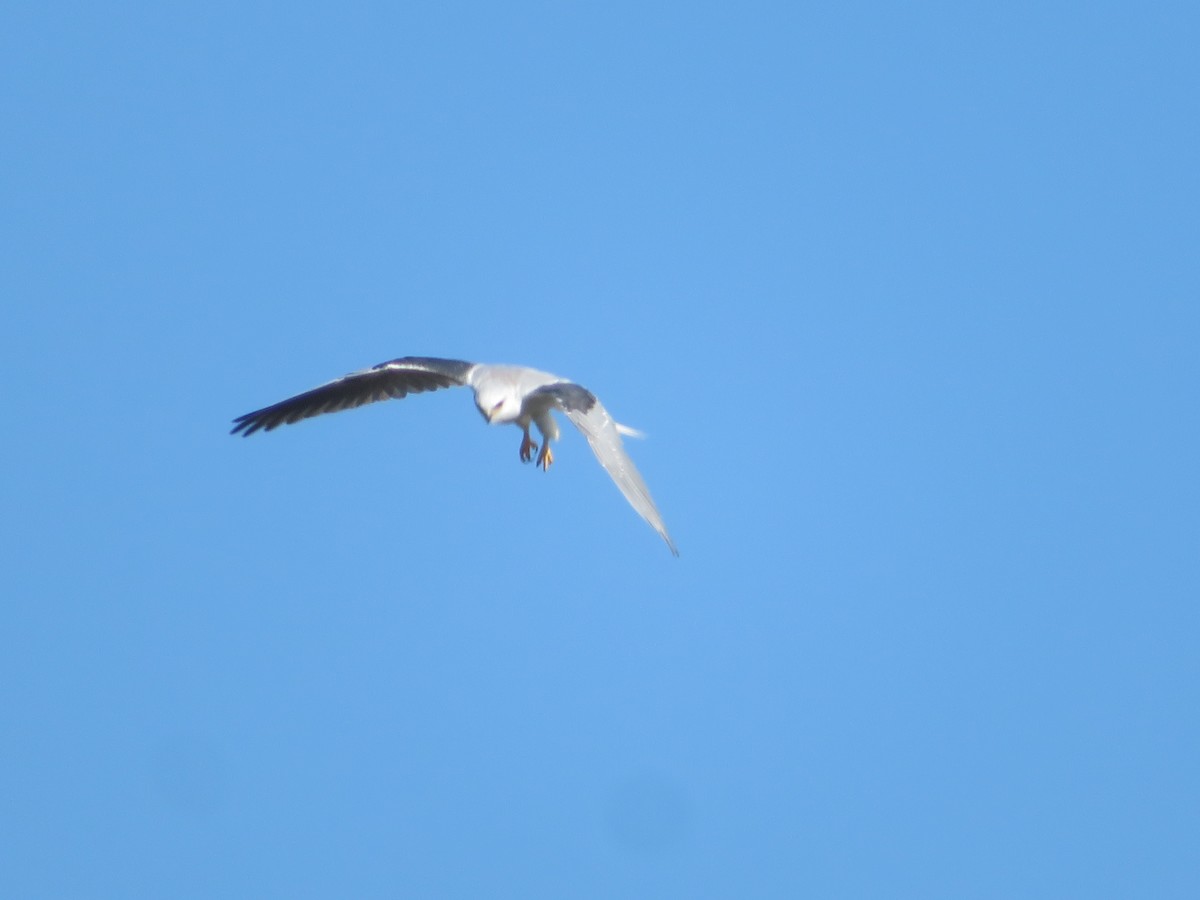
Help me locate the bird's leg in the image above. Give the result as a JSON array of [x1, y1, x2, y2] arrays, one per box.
[[519, 427, 538, 463], [537, 442, 554, 471]]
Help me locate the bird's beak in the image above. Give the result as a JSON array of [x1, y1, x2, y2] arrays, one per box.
[[482, 400, 505, 424]]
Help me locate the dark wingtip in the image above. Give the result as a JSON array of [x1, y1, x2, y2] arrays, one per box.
[[230, 414, 261, 437]]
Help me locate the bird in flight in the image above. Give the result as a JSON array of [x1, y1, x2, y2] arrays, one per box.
[[231, 356, 678, 555]]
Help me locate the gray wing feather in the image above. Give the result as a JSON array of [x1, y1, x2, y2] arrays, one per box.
[[532, 383, 678, 555], [232, 357, 474, 436]]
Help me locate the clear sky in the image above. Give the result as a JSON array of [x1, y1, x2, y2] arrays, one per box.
[[3, 2, 1197, 897]]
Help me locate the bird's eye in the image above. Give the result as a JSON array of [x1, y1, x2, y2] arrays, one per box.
[[491, 400, 504, 413]]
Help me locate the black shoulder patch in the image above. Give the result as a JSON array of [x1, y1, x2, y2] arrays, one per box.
[[534, 382, 597, 413]]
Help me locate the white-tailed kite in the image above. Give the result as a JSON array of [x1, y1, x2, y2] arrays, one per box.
[[232, 357, 678, 555]]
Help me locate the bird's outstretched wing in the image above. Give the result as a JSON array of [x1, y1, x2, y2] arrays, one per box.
[[531, 382, 678, 555], [231, 357, 475, 436]]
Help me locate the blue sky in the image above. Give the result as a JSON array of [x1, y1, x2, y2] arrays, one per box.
[[2, 1, 1197, 897]]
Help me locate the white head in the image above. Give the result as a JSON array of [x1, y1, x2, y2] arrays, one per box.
[[474, 384, 523, 424]]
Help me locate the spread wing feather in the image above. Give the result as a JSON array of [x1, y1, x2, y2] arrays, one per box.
[[531, 382, 678, 555], [231, 357, 474, 436]]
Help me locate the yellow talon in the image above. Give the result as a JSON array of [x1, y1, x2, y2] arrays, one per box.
[[519, 432, 538, 463], [537, 445, 554, 471]]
